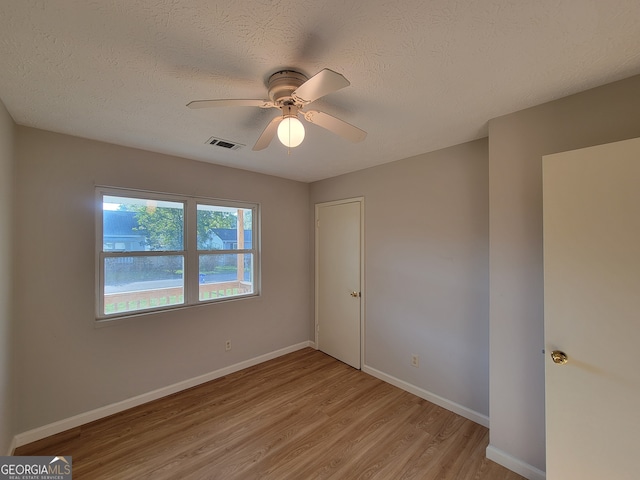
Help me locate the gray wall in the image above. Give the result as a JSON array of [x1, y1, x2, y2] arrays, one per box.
[[310, 139, 490, 417], [488, 74, 640, 471], [0, 100, 15, 453], [13, 127, 310, 433]]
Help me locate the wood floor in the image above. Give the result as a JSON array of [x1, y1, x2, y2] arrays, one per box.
[[16, 348, 524, 479]]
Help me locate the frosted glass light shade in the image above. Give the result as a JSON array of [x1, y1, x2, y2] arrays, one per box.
[[277, 117, 305, 148]]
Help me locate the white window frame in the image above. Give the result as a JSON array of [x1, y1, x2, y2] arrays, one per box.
[[96, 186, 260, 321]]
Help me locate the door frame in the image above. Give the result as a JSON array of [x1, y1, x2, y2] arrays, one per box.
[[314, 197, 365, 368]]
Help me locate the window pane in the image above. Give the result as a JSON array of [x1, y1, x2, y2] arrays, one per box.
[[197, 204, 252, 251], [103, 195, 184, 252], [198, 253, 253, 300], [104, 255, 184, 315]]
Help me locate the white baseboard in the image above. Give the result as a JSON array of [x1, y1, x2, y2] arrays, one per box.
[[360, 364, 545, 480], [362, 365, 489, 428], [6, 436, 16, 456], [486, 445, 546, 480], [13, 341, 314, 449]]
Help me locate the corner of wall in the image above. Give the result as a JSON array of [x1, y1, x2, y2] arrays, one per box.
[[486, 445, 546, 480], [0, 98, 16, 456]]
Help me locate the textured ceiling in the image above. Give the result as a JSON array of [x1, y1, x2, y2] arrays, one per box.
[[1, 1, 639, 182]]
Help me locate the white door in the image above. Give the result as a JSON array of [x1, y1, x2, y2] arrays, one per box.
[[543, 137, 640, 480], [316, 199, 362, 369]]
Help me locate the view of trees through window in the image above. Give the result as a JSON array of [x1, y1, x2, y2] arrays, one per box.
[[99, 192, 257, 318]]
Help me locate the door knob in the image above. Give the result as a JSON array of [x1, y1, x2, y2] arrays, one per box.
[[550, 350, 568, 365], [350, 291, 360, 297]]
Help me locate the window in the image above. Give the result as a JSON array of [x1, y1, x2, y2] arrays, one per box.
[[97, 188, 259, 320], [196, 203, 255, 302]]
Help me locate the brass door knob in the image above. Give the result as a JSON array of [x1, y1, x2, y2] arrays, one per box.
[[551, 350, 568, 365], [350, 291, 360, 297]]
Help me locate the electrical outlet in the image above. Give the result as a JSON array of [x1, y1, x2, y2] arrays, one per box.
[[225, 340, 231, 351], [411, 354, 419, 368]]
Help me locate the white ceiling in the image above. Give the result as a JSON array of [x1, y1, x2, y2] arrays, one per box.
[[1, 1, 639, 182]]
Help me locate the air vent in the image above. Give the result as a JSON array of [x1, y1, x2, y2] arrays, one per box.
[[205, 136, 244, 151]]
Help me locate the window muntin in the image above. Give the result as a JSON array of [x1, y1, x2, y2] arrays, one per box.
[[97, 189, 259, 320]]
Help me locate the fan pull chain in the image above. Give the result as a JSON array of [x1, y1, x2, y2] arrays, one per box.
[[288, 117, 291, 155]]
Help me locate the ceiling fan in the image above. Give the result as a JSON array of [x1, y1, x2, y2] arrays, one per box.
[[187, 69, 367, 151]]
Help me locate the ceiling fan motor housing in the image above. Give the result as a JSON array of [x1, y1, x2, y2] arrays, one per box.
[[267, 70, 308, 105]]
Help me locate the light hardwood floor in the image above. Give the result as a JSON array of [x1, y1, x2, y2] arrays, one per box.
[[16, 348, 524, 479]]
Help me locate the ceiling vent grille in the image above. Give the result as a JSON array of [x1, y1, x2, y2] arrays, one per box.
[[205, 136, 244, 150]]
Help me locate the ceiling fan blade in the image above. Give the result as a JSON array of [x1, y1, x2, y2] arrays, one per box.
[[187, 99, 274, 109], [292, 69, 350, 104], [303, 110, 367, 143], [253, 116, 282, 151]]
